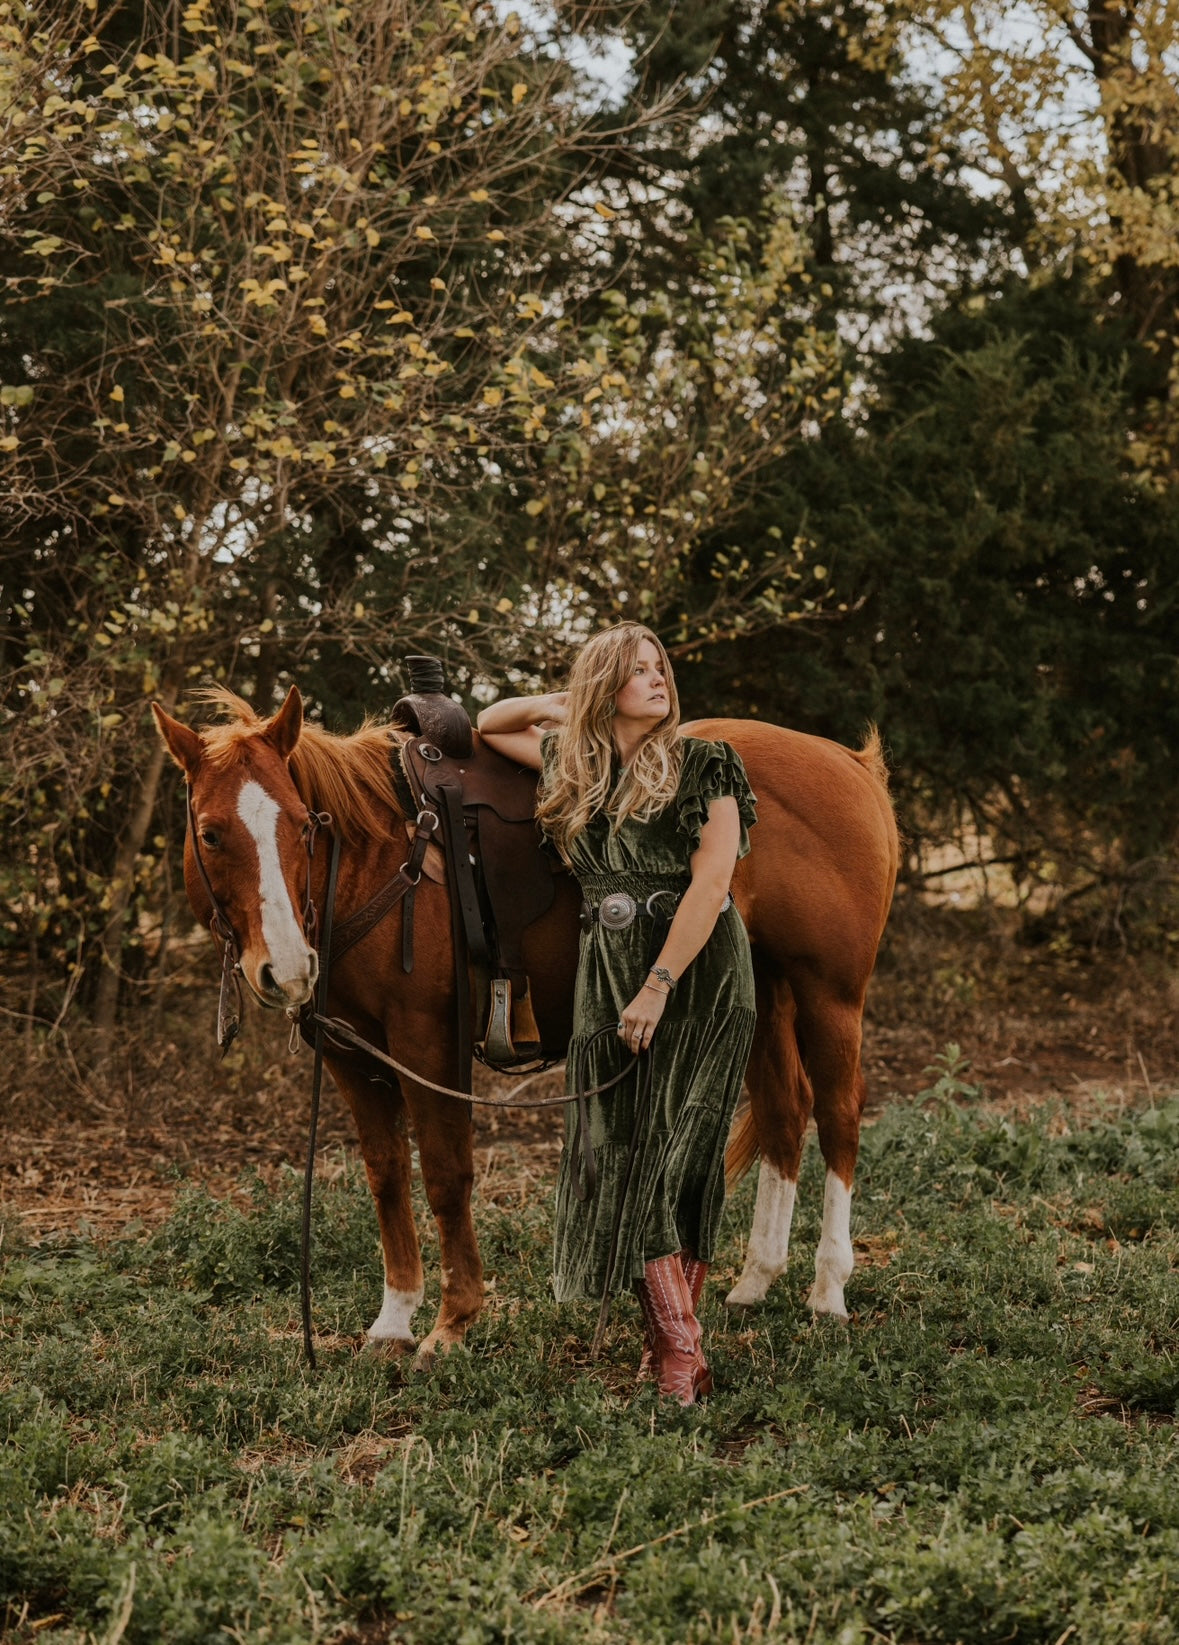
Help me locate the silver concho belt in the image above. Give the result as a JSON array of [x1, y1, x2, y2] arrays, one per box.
[[580, 889, 731, 930]]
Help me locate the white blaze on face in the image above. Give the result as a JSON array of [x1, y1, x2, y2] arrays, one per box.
[[726, 1161, 797, 1307], [368, 1284, 424, 1346], [808, 1172, 855, 1319], [235, 779, 312, 990]]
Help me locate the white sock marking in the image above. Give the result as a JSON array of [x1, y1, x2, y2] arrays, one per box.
[[808, 1171, 854, 1318], [726, 1162, 797, 1306], [368, 1284, 423, 1344], [236, 779, 313, 992]]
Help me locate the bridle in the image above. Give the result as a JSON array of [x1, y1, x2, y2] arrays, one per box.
[[184, 781, 330, 1054]]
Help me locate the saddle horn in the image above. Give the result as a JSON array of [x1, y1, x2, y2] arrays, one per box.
[[390, 653, 473, 759]]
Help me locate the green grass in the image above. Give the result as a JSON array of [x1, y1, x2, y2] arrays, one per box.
[[4, 1092, 1179, 1644]]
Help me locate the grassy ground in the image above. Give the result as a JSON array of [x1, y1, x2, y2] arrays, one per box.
[[4, 1077, 1179, 1645]]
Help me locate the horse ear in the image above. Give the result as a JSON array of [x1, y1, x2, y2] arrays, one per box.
[[265, 684, 303, 760], [152, 702, 202, 776]]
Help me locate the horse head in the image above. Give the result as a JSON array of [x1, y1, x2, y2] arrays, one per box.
[[152, 686, 320, 1011]]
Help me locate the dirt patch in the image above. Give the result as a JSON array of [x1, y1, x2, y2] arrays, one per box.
[[2, 904, 1176, 1243]]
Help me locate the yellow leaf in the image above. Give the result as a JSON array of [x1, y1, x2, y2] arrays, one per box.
[[481, 387, 502, 407], [469, 189, 489, 203], [487, 229, 505, 243], [414, 225, 434, 241], [594, 202, 616, 220], [496, 597, 513, 613], [353, 602, 365, 619], [365, 228, 380, 247], [466, 608, 480, 622], [454, 326, 475, 338], [338, 385, 357, 398], [0, 435, 19, 451], [511, 82, 527, 104], [107, 492, 128, 506], [389, 311, 414, 324], [110, 385, 124, 403], [430, 277, 446, 290], [524, 498, 545, 516], [173, 503, 187, 520]]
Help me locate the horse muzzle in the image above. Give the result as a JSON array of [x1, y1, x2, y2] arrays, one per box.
[[245, 949, 319, 1010]]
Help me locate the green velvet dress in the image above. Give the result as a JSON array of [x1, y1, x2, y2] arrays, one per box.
[[542, 735, 758, 1303]]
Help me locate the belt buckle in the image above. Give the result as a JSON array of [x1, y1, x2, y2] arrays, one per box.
[[598, 892, 637, 930]]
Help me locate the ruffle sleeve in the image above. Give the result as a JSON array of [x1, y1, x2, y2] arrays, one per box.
[[675, 738, 758, 859]]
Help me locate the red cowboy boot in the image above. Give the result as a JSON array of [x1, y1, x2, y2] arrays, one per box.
[[638, 1249, 710, 1383], [635, 1254, 710, 1404]]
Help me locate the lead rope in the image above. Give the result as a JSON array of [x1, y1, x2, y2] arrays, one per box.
[[588, 901, 673, 1357], [582, 1031, 655, 1360], [301, 828, 341, 1370]]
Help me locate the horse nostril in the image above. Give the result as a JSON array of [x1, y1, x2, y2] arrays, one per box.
[[260, 963, 277, 994]]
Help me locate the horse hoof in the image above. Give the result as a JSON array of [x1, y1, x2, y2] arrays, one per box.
[[364, 1334, 417, 1358], [806, 1295, 850, 1323], [413, 1329, 466, 1370], [724, 1276, 772, 1308]]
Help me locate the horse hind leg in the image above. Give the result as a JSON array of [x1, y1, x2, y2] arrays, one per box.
[[329, 1059, 424, 1353], [725, 979, 813, 1308], [795, 985, 867, 1321]]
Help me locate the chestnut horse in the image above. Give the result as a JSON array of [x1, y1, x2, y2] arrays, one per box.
[[152, 686, 897, 1363]]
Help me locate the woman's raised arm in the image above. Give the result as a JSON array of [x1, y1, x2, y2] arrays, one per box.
[[476, 692, 567, 770]]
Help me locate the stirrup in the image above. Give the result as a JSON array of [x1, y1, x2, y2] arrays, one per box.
[[481, 978, 543, 1069], [481, 977, 543, 1068]]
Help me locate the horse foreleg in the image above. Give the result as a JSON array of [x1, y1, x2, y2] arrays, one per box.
[[403, 1088, 483, 1367], [795, 990, 867, 1320], [328, 1058, 424, 1353], [726, 979, 812, 1307]]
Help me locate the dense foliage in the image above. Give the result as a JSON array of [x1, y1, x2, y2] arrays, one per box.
[[4, 1090, 1179, 1642], [2, 0, 1176, 1034]]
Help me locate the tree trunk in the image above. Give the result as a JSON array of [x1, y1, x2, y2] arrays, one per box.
[[90, 694, 179, 1058]]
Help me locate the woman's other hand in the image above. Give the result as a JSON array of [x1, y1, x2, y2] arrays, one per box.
[[618, 982, 668, 1053]]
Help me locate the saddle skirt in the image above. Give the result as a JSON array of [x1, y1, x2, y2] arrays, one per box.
[[398, 731, 565, 1067]]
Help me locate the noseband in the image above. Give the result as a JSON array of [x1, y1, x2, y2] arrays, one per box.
[[185, 783, 329, 1053]]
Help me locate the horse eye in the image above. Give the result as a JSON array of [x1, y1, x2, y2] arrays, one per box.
[[200, 829, 221, 849]]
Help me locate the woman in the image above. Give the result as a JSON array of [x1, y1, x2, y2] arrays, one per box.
[[477, 623, 756, 1404]]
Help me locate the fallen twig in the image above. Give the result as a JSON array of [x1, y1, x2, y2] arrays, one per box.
[[533, 1484, 810, 1606]]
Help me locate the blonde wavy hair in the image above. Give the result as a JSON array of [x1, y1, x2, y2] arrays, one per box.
[[537, 623, 683, 863]]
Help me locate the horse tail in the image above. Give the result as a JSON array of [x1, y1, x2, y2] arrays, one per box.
[[851, 723, 889, 789], [725, 1102, 760, 1190]]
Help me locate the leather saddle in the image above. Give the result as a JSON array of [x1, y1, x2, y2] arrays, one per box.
[[390, 656, 563, 1072]]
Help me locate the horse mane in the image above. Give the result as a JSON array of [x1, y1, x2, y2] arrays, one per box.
[[193, 686, 409, 837]]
